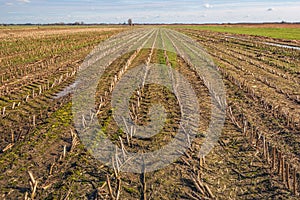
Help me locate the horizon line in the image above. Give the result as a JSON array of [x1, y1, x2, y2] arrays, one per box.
[[1, 21, 300, 26]]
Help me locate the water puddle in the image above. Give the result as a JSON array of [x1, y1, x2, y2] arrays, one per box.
[[263, 42, 300, 51], [53, 81, 79, 99], [225, 36, 300, 51]]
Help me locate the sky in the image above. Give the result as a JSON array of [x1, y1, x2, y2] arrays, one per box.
[[0, 0, 300, 24]]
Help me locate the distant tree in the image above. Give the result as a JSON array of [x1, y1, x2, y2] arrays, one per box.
[[128, 18, 133, 26]]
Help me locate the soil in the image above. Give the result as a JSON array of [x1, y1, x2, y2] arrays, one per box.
[[0, 26, 299, 199]]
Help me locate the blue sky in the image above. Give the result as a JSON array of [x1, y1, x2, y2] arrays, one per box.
[[0, 0, 300, 24]]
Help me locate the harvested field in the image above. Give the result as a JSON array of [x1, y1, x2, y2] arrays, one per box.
[[0, 25, 299, 199]]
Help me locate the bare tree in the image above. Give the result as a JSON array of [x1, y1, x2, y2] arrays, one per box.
[[128, 18, 133, 26]]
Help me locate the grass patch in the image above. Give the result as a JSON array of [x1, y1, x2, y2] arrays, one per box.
[[172, 25, 300, 40]]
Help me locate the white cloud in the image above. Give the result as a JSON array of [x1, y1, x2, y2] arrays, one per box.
[[17, 0, 31, 3], [5, 2, 14, 6], [204, 3, 212, 8]]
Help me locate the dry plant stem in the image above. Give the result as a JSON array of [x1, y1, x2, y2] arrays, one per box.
[[2, 106, 6, 116], [63, 145, 66, 159], [33, 115, 36, 127], [64, 188, 72, 200], [24, 192, 28, 200], [286, 163, 290, 189], [106, 175, 115, 200], [116, 178, 121, 200], [142, 172, 147, 200], [185, 193, 198, 200], [192, 190, 206, 200], [266, 142, 270, 164], [278, 152, 282, 174], [223, 96, 299, 195], [28, 171, 38, 199], [31, 181, 38, 200], [293, 168, 297, 195], [272, 147, 276, 170], [282, 157, 285, 182], [11, 130, 14, 143], [191, 175, 205, 195], [204, 184, 214, 199], [2, 143, 14, 152], [49, 162, 55, 175], [70, 129, 79, 151], [119, 136, 127, 159], [182, 157, 191, 167], [28, 171, 36, 185], [263, 135, 266, 159]]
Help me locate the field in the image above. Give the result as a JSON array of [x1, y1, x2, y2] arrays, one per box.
[[170, 24, 300, 40], [0, 24, 299, 199]]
